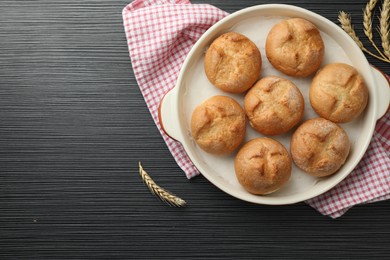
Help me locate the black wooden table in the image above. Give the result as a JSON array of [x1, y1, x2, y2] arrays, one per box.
[[1, 0, 389, 259]]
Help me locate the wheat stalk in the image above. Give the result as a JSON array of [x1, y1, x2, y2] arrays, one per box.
[[379, 0, 390, 59], [138, 162, 186, 207], [363, 0, 387, 58], [338, 11, 390, 63]]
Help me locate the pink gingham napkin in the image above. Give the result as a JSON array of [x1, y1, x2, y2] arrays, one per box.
[[122, 0, 390, 218]]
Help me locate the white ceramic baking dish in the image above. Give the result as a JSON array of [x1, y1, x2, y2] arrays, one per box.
[[159, 4, 390, 205]]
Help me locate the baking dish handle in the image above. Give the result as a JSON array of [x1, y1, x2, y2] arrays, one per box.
[[370, 66, 390, 120], [158, 87, 182, 142]]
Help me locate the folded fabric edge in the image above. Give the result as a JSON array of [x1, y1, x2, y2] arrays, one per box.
[[326, 193, 390, 219], [122, 0, 191, 16]]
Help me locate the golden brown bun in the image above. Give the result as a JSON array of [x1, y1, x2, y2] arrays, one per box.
[[290, 118, 350, 177], [309, 63, 369, 123], [244, 76, 304, 135], [235, 138, 291, 195], [204, 32, 262, 93], [191, 95, 246, 154], [265, 18, 324, 77]]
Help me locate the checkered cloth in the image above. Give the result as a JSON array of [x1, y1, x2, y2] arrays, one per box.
[[123, 0, 390, 218]]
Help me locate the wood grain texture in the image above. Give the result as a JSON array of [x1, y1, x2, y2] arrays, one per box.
[[0, 0, 389, 259]]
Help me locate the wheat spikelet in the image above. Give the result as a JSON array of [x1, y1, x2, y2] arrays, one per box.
[[138, 162, 186, 207], [379, 0, 390, 59], [363, 0, 378, 39], [339, 11, 365, 49], [363, 0, 386, 58], [339, 11, 389, 62]]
